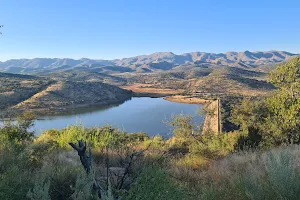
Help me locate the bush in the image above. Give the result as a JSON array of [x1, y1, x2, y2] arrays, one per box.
[[125, 166, 187, 200], [0, 112, 35, 151]]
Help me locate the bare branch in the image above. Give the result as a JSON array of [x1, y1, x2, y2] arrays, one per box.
[[0, 25, 3, 35]]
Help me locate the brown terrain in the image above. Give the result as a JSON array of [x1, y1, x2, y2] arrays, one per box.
[[164, 95, 210, 104], [121, 83, 184, 97], [1, 50, 296, 119], [10, 81, 132, 116]]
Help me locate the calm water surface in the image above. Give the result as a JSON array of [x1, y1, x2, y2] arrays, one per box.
[[33, 97, 205, 137]]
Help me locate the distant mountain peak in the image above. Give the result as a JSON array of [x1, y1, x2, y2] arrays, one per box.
[[0, 50, 298, 74]]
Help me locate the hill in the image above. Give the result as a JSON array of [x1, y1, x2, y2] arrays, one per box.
[[11, 81, 132, 116], [0, 72, 132, 117], [0, 72, 53, 110], [42, 71, 127, 86], [123, 66, 275, 96], [188, 67, 275, 96], [0, 50, 297, 74]]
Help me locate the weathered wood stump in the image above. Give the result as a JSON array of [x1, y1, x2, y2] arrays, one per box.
[[69, 140, 105, 198], [69, 140, 92, 173]]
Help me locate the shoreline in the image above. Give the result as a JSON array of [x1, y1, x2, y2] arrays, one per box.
[[0, 97, 133, 120], [0, 91, 211, 120]]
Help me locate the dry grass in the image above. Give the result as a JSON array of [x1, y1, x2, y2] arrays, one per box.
[[170, 144, 300, 199], [13, 82, 63, 108], [163, 95, 210, 104], [121, 83, 184, 96]]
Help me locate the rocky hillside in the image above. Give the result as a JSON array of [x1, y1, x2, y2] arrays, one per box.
[[0, 51, 297, 74], [187, 67, 276, 96], [0, 72, 132, 117], [43, 71, 127, 86], [11, 81, 132, 116], [125, 66, 275, 96], [0, 72, 53, 110]]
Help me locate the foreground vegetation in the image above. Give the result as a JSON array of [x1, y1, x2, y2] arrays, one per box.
[[1, 115, 300, 200], [0, 57, 299, 199]]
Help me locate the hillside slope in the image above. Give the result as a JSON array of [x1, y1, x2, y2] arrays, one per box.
[[12, 81, 132, 115], [124, 66, 275, 96], [188, 67, 275, 96], [0, 72, 53, 110], [43, 71, 127, 86]]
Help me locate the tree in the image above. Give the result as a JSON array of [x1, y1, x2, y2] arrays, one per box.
[[263, 57, 300, 146], [270, 57, 300, 88], [232, 57, 300, 148], [0, 112, 36, 150]]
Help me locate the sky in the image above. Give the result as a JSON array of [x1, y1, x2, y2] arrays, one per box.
[[0, 0, 299, 61]]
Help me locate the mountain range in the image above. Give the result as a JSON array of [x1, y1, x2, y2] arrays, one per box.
[[0, 50, 298, 74]]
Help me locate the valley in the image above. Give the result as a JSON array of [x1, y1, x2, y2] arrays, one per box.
[[0, 50, 297, 118], [2, 2, 300, 199]]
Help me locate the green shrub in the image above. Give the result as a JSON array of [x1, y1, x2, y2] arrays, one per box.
[[0, 150, 35, 200], [39, 124, 150, 151], [189, 132, 238, 159], [27, 177, 51, 200], [125, 166, 187, 200], [0, 113, 35, 152], [244, 150, 300, 200]]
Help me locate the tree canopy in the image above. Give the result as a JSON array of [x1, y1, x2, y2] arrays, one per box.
[[232, 57, 300, 148]]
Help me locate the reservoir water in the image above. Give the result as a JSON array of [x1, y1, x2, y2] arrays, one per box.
[[32, 97, 205, 137]]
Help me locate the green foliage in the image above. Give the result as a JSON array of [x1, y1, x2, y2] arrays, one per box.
[[243, 150, 300, 200], [124, 166, 186, 200], [270, 57, 300, 88], [0, 112, 35, 151], [27, 177, 51, 200], [170, 114, 195, 138], [0, 148, 36, 200], [42, 124, 149, 151], [189, 133, 238, 159], [232, 57, 300, 148], [168, 114, 238, 168], [101, 179, 115, 200], [25, 142, 55, 167], [71, 171, 96, 200], [0, 113, 41, 199], [0, 166, 34, 200]]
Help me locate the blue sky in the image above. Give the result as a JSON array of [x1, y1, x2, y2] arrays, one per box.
[[0, 0, 299, 61]]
